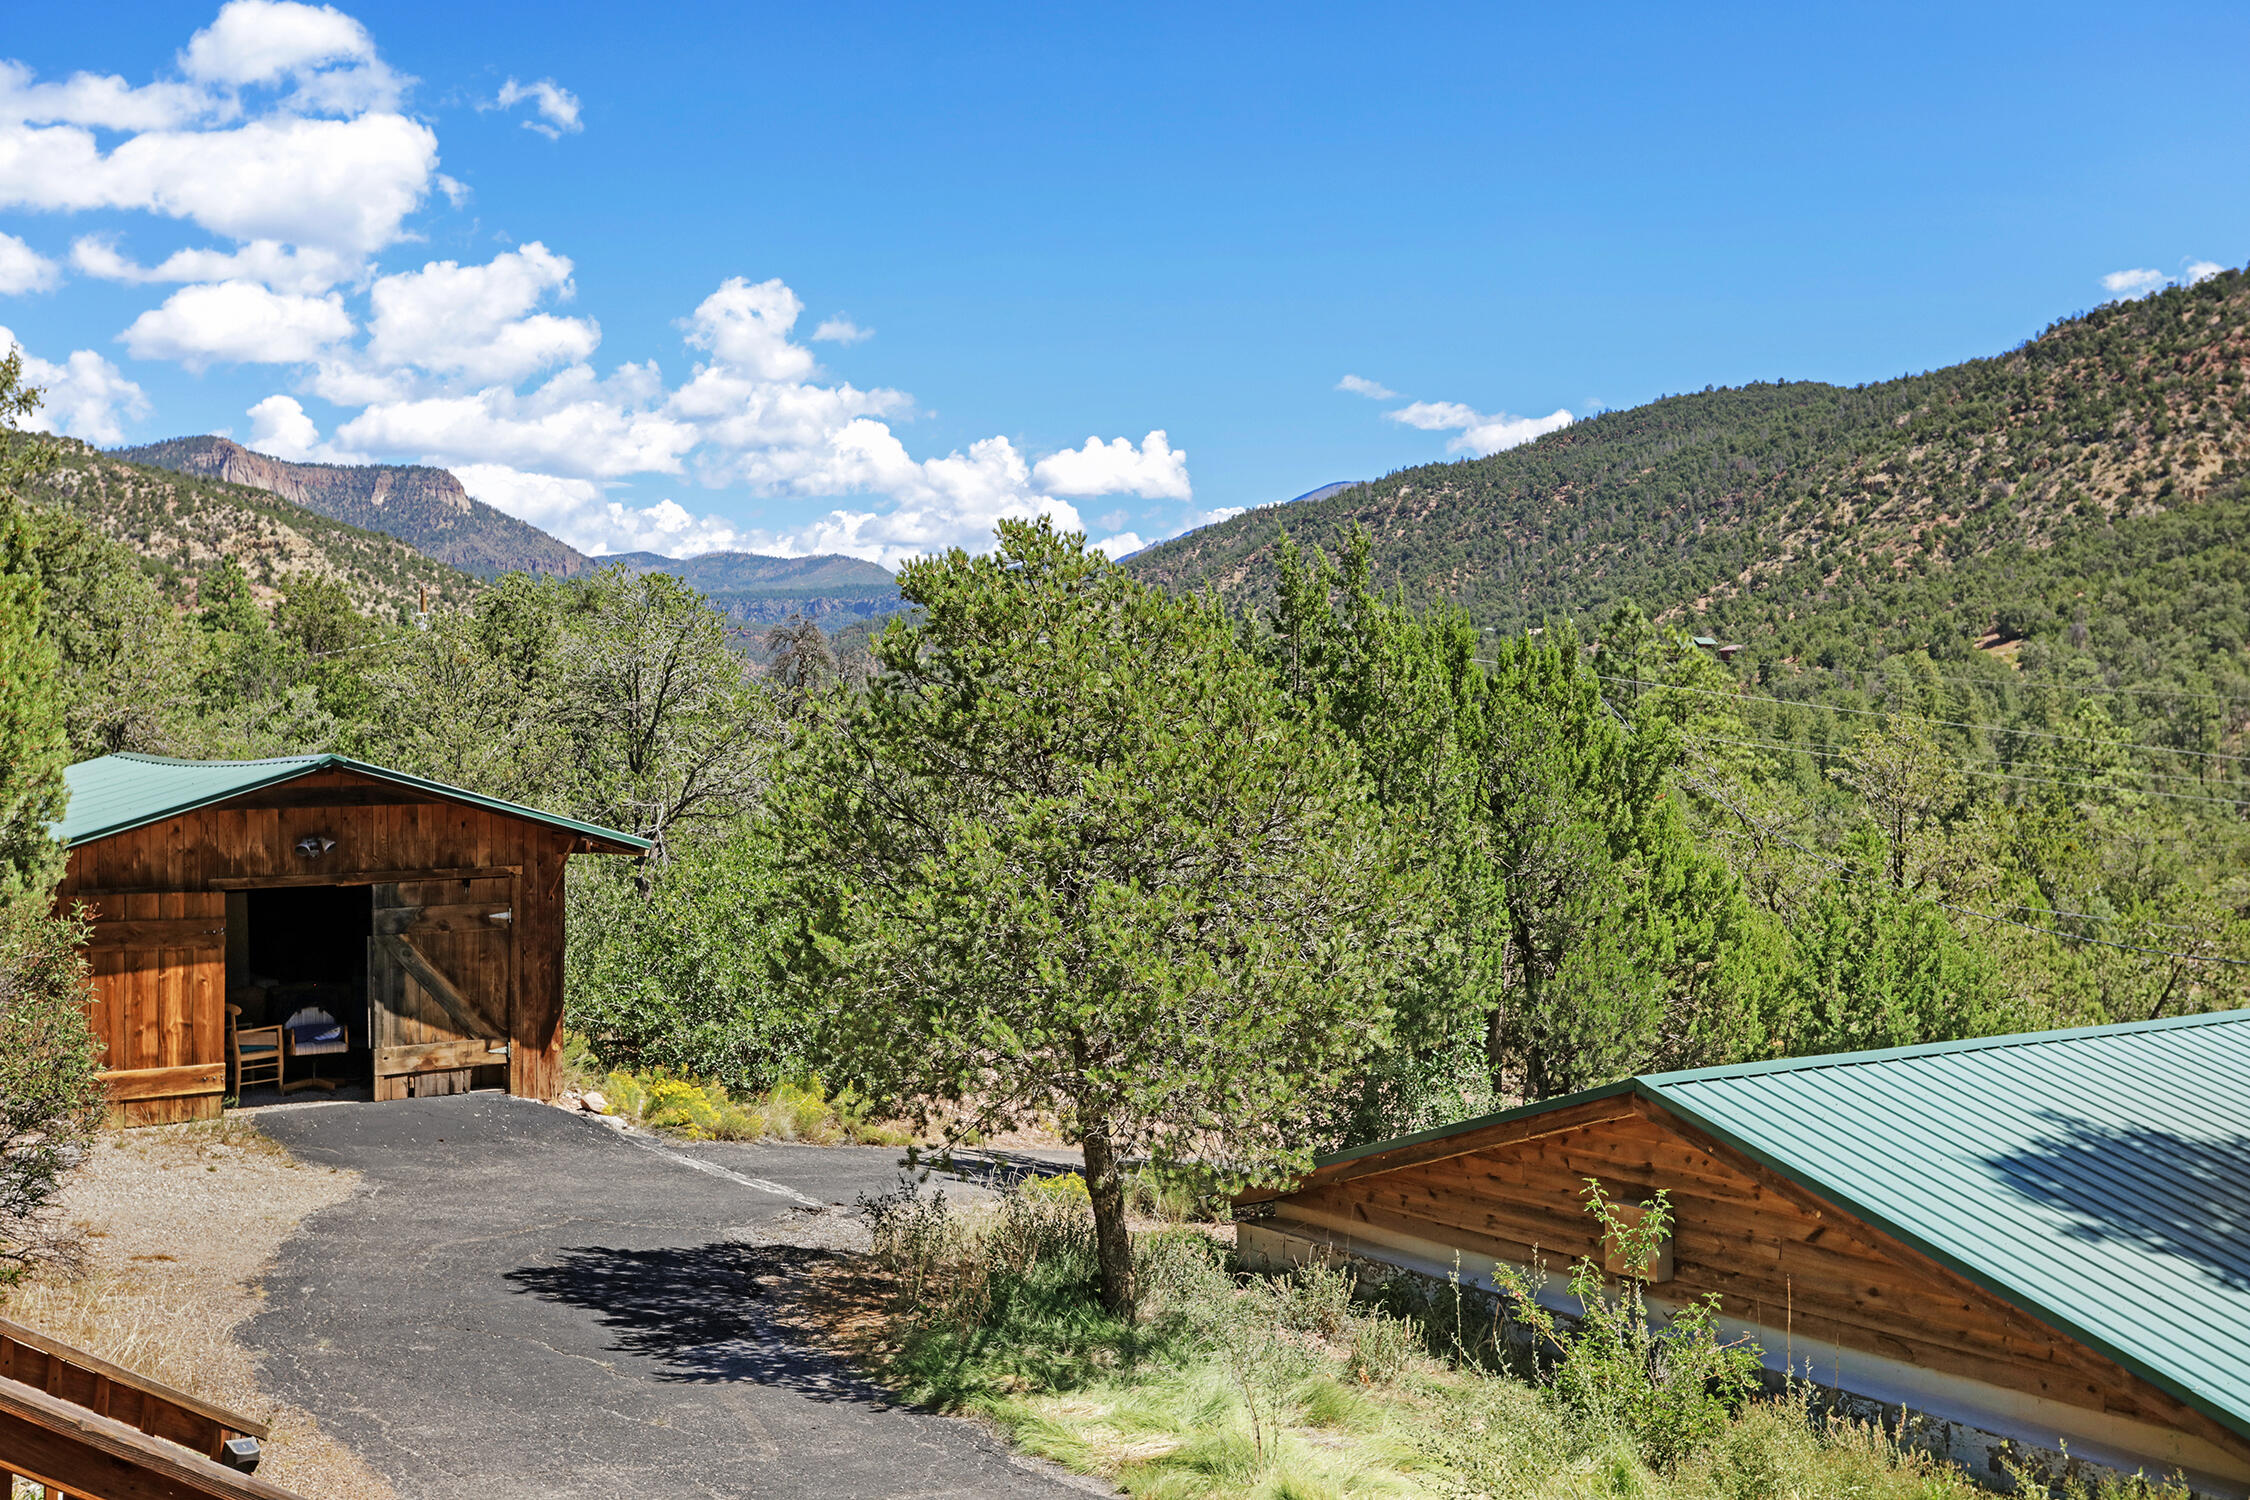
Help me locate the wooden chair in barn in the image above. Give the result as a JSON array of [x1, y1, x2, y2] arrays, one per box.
[[279, 1008, 348, 1094], [227, 1005, 283, 1095]]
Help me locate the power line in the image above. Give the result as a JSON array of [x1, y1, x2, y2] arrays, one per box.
[[1687, 731, 2250, 811], [1686, 725, 2231, 796], [1672, 758, 2250, 968], [1593, 672, 2250, 767], [1800, 665, 2250, 710]]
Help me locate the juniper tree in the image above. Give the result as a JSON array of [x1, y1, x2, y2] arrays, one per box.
[[781, 518, 1420, 1314]]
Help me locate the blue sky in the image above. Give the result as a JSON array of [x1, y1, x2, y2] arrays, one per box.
[[2, 2, 2245, 566]]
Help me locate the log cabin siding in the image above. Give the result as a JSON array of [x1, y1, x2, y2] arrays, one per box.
[[1259, 1098, 2250, 1480]]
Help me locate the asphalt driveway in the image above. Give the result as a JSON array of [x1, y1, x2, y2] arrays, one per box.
[[246, 1094, 1098, 1499]]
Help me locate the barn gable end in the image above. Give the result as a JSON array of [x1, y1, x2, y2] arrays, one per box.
[[1242, 1015, 2250, 1493]]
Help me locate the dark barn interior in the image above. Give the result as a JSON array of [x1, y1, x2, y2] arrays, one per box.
[[227, 884, 375, 1089]]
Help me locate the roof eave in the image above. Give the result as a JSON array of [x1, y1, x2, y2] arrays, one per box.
[[1235, 1079, 1646, 1206]]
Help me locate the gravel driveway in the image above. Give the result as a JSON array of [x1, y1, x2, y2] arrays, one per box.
[[246, 1093, 1098, 1499]]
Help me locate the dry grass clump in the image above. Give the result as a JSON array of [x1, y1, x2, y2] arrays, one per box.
[[3, 1116, 395, 1500], [595, 1067, 912, 1145]]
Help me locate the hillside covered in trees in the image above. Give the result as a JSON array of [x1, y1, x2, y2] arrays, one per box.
[[1128, 267, 2250, 710], [25, 439, 477, 620], [3, 277, 2244, 1182]]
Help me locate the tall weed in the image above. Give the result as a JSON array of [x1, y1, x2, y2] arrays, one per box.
[[1496, 1181, 1762, 1471]]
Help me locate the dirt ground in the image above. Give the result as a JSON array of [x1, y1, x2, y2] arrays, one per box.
[[3, 1111, 395, 1499]]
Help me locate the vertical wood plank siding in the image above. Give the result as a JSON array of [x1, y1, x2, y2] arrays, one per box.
[[59, 769, 583, 1124]]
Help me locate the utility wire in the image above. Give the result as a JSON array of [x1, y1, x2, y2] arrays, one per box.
[[1804, 666, 2250, 710], [1592, 673, 2250, 766], [1687, 731, 2250, 811], [1686, 726, 2234, 797], [1672, 754, 2250, 967]]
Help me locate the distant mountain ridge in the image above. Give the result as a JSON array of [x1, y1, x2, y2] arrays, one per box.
[[108, 434, 908, 626], [111, 436, 595, 579], [608, 550, 895, 592], [611, 549, 901, 627]]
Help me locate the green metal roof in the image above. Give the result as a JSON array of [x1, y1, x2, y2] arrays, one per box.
[[56, 753, 650, 853], [1312, 1010, 2250, 1444]]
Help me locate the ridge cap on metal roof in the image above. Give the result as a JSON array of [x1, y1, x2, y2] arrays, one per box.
[[59, 751, 651, 853], [102, 751, 331, 767], [1641, 1006, 2250, 1091], [1307, 1008, 2250, 1174]]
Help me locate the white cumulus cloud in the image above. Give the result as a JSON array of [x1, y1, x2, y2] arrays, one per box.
[[4, 10, 1200, 571], [365, 241, 597, 382], [811, 316, 872, 344], [0, 325, 149, 443], [2101, 267, 2168, 298], [335, 363, 700, 479], [70, 235, 357, 296], [453, 465, 747, 557], [1090, 532, 1149, 560], [2101, 260, 2232, 300], [682, 276, 818, 383], [1031, 430, 1191, 500], [332, 270, 1199, 568], [0, 60, 208, 132], [0, 2, 432, 295], [0, 232, 59, 293], [1336, 373, 1397, 399], [122, 279, 353, 367], [178, 0, 403, 120], [1387, 399, 1573, 457], [244, 392, 362, 461], [0, 106, 436, 263], [487, 77, 582, 139]]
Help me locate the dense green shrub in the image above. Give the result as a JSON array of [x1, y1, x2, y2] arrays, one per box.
[[566, 823, 807, 1090], [0, 899, 106, 1279]]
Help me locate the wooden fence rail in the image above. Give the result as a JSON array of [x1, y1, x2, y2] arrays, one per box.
[[0, 1317, 308, 1500]]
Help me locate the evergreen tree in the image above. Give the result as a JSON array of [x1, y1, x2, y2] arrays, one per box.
[[781, 518, 1421, 1314], [0, 353, 65, 900]]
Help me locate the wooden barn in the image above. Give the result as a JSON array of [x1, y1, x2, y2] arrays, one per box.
[[54, 753, 648, 1125], [1238, 1012, 2250, 1493]]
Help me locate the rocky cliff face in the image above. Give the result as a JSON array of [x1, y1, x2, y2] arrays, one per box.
[[29, 440, 477, 617], [112, 436, 593, 579]]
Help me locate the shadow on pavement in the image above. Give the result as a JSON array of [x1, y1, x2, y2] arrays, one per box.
[[505, 1242, 900, 1403], [930, 1147, 1084, 1190]]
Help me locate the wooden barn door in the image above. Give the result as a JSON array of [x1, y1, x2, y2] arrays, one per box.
[[79, 892, 227, 1125], [369, 875, 515, 1099]]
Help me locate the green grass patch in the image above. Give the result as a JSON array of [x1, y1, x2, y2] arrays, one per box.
[[850, 1180, 2195, 1500]]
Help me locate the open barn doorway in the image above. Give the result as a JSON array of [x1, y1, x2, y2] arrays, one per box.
[[224, 884, 374, 1098]]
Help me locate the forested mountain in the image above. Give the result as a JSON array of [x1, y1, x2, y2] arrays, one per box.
[[113, 436, 593, 579], [611, 549, 900, 626], [1127, 267, 2250, 708], [24, 440, 476, 619]]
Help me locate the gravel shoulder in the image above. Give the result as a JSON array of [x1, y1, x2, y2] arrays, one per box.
[[4, 1116, 398, 1498]]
